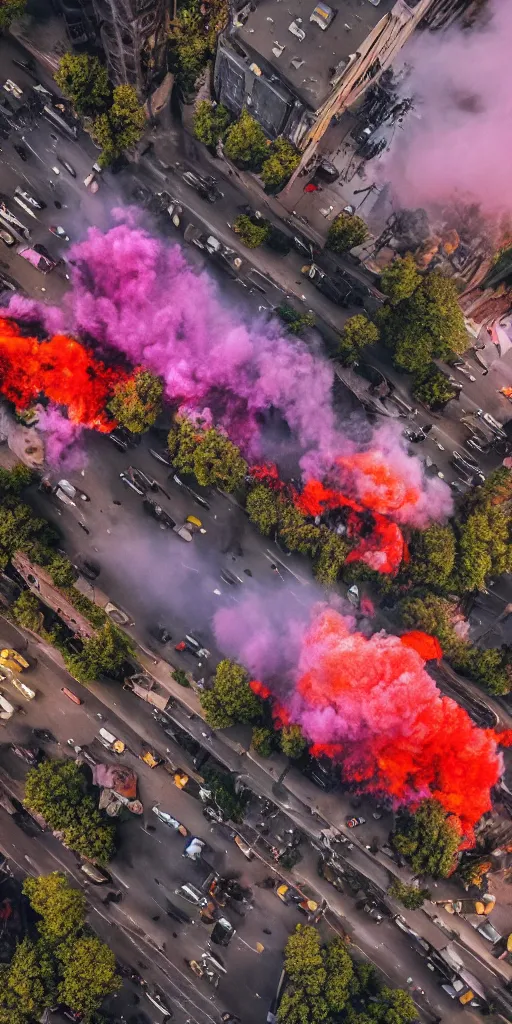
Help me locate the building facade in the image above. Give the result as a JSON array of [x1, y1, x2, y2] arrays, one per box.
[[215, 0, 436, 177], [90, 0, 168, 96]]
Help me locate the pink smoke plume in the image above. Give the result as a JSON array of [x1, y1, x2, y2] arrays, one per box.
[[214, 596, 508, 842], [37, 406, 85, 470], [383, 0, 512, 214]]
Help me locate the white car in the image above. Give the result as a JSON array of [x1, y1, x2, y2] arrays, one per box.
[[152, 805, 188, 835], [3, 79, 23, 100], [183, 836, 205, 861]]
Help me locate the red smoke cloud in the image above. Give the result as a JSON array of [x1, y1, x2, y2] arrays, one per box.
[[252, 462, 409, 575], [255, 607, 507, 842], [0, 317, 128, 430]]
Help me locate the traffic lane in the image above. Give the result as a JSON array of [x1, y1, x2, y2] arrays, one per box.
[[0, 649, 294, 1022], [0, 811, 228, 1024], [134, 159, 357, 331]]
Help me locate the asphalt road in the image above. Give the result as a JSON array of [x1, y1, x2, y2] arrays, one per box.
[[0, 625, 487, 1024]]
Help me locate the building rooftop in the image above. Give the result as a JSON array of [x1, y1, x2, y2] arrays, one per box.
[[235, 0, 396, 110]]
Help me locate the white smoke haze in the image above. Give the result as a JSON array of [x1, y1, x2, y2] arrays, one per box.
[[382, 0, 512, 215]]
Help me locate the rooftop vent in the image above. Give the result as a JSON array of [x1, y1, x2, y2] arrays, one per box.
[[310, 2, 335, 30], [289, 19, 306, 40]]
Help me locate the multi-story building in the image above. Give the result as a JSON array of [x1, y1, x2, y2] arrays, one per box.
[[90, 0, 169, 96], [214, 0, 436, 177]]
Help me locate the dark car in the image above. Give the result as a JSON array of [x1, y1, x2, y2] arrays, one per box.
[[57, 156, 76, 177], [210, 917, 235, 947], [75, 558, 100, 581], [149, 447, 172, 466], [11, 744, 42, 765], [143, 498, 176, 530], [170, 472, 211, 510], [109, 427, 140, 451], [148, 624, 172, 644]]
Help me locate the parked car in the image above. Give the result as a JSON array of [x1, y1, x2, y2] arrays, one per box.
[[17, 245, 56, 274], [79, 860, 111, 884], [57, 156, 76, 177], [0, 228, 15, 246], [174, 634, 210, 659], [210, 917, 236, 947], [148, 624, 173, 644], [174, 882, 208, 907], [152, 805, 189, 835], [346, 816, 366, 828], [11, 744, 41, 765], [14, 185, 45, 209]]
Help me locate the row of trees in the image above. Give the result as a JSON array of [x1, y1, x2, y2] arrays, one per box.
[[24, 758, 117, 862], [278, 924, 417, 1024], [193, 104, 300, 191], [0, 873, 119, 1024], [54, 53, 146, 166]]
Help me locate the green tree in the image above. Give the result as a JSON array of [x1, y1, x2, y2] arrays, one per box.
[[168, 416, 203, 473], [379, 254, 421, 305], [0, 464, 34, 496], [55, 53, 111, 117], [66, 621, 135, 684], [11, 590, 42, 632], [57, 935, 120, 1016], [233, 214, 269, 248], [92, 84, 145, 167], [170, 0, 227, 92], [23, 873, 86, 942], [279, 503, 323, 557], [47, 552, 77, 589], [108, 370, 163, 434], [0, 501, 50, 563], [277, 304, 315, 336], [24, 759, 116, 862], [314, 529, 348, 585], [412, 364, 457, 408], [200, 659, 262, 728], [4, 938, 56, 1021], [323, 939, 353, 1014], [378, 270, 467, 373], [283, 925, 326, 995], [192, 100, 231, 147], [261, 138, 300, 191], [370, 987, 418, 1024], [246, 485, 280, 534], [338, 314, 379, 366], [387, 879, 430, 910], [224, 110, 269, 169], [280, 724, 307, 759], [202, 765, 249, 822], [193, 428, 247, 491], [407, 523, 456, 588], [251, 725, 275, 757], [326, 212, 368, 254], [0, 0, 26, 28], [392, 798, 460, 877]]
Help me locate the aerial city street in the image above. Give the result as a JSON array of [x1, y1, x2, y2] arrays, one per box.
[[0, 1, 511, 1023]]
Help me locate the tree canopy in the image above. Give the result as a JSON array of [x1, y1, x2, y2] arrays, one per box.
[[326, 212, 368, 254], [23, 873, 86, 942], [246, 485, 280, 534], [0, 0, 26, 28], [92, 84, 146, 167], [224, 110, 269, 169], [193, 428, 247, 491], [392, 798, 460, 877], [406, 523, 457, 588], [387, 879, 430, 910], [277, 304, 315, 336], [66, 620, 135, 684], [378, 270, 467, 373], [280, 724, 307, 760], [260, 137, 300, 191], [200, 659, 262, 728], [192, 100, 231, 148], [58, 935, 120, 1015], [337, 314, 379, 366], [233, 214, 270, 248], [55, 53, 111, 117], [24, 758, 116, 862], [379, 254, 421, 305], [412, 364, 457, 408], [108, 370, 163, 434]]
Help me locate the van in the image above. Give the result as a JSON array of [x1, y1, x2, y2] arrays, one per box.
[[174, 883, 208, 907]]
